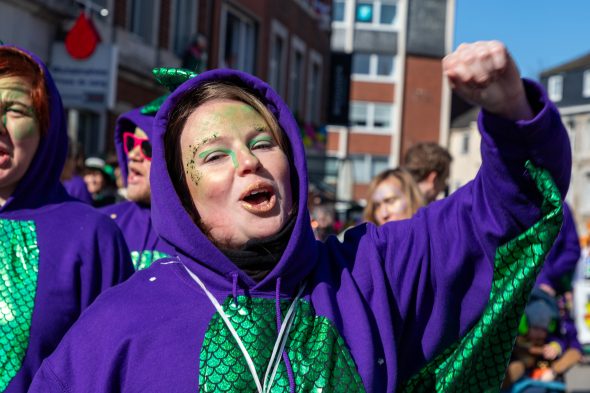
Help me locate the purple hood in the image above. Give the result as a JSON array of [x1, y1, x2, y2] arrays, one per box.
[[114, 107, 155, 187], [151, 69, 318, 293]]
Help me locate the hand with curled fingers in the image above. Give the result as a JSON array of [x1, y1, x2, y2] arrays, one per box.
[[443, 40, 534, 121]]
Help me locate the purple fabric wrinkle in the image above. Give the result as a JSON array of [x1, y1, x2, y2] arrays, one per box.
[[231, 272, 239, 306], [274, 277, 296, 393]]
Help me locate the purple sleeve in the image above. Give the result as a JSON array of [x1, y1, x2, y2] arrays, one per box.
[[536, 203, 580, 292], [28, 365, 66, 393], [561, 316, 583, 352], [372, 79, 571, 378]]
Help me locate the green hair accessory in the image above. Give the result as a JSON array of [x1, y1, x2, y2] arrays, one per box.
[[140, 68, 199, 115], [140, 95, 169, 115], [152, 67, 198, 92]]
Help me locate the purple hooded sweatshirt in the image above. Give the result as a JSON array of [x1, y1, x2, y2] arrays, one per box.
[[99, 107, 174, 270], [536, 203, 580, 292], [29, 70, 571, 392], [62, 175, 93, 205], [0, 45, 134, 392]]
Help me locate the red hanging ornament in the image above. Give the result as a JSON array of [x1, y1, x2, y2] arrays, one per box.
[[65, 12, 101, 60]]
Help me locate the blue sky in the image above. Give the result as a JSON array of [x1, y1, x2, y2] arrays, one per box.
[[453, 0, 590, 80]]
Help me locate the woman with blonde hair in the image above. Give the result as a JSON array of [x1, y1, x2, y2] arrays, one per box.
[[364, 168, 425, 225]]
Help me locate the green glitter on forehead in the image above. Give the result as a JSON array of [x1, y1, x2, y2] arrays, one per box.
[[192, 133, 219, 152], [185, 153, 203, 187]]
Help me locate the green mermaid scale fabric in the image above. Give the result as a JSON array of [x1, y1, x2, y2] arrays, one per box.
[[130, 250, 169, 270], [401, 161, 563, 393], [199, 297, 366, 392], [0, 219, 39, 391]]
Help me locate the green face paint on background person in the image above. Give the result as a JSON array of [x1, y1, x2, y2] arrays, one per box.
[[0, 76, 41, 205]]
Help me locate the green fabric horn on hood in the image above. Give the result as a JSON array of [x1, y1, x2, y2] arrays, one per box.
[[140, 67, 199, 115]]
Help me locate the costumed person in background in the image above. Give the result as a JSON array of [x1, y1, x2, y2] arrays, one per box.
[[363, 168, 425, 225], [310, 203, 337, 241], [403, 142, 452, 203], [105, 153, 126, 202], [60, 137, 92, 204], [0, 45, 133, 392], [30, 41, 571, 392], [182, 33, 208, 73], [83, 156, 117, 207], [502, 288, 582, 391], [100, 102, 174, 270]]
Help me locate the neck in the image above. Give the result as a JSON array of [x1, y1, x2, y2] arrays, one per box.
[[0, 184, 16, 206]]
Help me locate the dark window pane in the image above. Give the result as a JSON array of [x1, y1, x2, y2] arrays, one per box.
[[333, 1, 345, 21], [352, 53, 371, 74], [376, 55, 393, 76], [380, 4, 397, 24]]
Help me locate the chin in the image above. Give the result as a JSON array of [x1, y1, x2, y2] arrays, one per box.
[[127, 186, 150, 202], [250, 216, 286, 238]]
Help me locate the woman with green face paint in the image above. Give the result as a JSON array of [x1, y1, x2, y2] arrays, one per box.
[[0, 45, 133, 392], [29, 43, 573, 393]]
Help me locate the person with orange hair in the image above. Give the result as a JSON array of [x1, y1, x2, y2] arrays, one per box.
[[0, 44, 133, 392]]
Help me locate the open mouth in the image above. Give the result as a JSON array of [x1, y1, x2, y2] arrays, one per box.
[[240, 183, 276, 213], [0, 148, 10, 166], [127, 167, 144, 184]]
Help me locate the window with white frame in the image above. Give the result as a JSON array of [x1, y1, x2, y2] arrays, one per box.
[[548, 75, 563, 102], [268, 20, 288, 97], [371, 156, 389, 177], [351, 154, 389, 183], [352, 155, 370, 183], [355, 0, 397, 26], [171, 0, 197, 56], [350, 101, 394, 130], [583, 70, 590, 97], [373, 104, 392, 128], [352, 52, 395, 79], [128, 0, 158, 44], [305, 50, 323, 124], [325, 156, 339, 177], [221, 7, 257, 73], [350, 102, 369, 127], [289, 36, 306, 120], [332, 0, 346, 22]]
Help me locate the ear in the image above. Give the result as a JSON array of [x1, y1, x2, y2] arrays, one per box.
[[425, 171, 438, 186]]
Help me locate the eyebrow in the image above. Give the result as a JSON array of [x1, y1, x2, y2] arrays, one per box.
[[1, 84, 30, 92], [188, 133, 220, 157]]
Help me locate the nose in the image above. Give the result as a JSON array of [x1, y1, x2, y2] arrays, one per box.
[[128, 144, 143, 161], [376, 204, 389, 223], [235, 147, 261, 176]]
